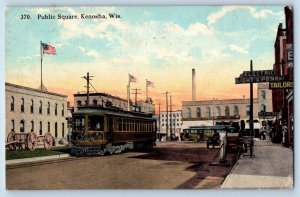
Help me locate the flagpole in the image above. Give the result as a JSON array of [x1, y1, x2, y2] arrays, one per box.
[[146, 79, 148, 113], [146, 79, 148, 101], [127, 74, 130, 111], [40, 41, 43, 92]]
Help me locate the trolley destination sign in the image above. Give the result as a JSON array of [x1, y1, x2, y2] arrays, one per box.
[[235, 69, 284, 84]]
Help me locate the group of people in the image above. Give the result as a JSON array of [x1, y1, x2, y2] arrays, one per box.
[[259, 121, 288, 146]]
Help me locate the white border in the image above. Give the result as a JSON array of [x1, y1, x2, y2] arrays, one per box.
[[0, 1, 298, 197]]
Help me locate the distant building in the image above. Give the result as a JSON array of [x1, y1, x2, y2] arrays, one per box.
[[182, 83, 272, 136], [5, 82, 68, 145], [159, 110, 182, 140], [74, 92, 155, 114]]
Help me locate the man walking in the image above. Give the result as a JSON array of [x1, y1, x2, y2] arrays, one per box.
[[282, 121, 288, 147]]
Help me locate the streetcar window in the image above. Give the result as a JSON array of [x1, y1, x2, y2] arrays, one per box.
[[88, 116, 104, 131], [73, 117, 85, 131]]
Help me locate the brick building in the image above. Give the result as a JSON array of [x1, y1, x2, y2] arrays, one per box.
[[74, 92, 155, 114], [272, 6, 293, 147]]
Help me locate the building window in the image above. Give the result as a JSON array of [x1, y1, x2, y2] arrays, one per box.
[[206, 107, 211, 118], [55, 122, 58, 138], [48, 122, 50, 133], [246, 105, 250, 116], [162, 114, 164, 117], [234, 106, 239, 116], [261, 104, 266, 112], [177, 123, 179, 126], [93, 99, 97, 106], [39, 121, 42, 135], [10, 96, 14, 111], [225, 106, 230, 117], [261, 90, 266, 100], [20, 120, 25, 132], [216, 106, 221, 116], [162, 123, 164, 126], [62, 123, 65, 137], [187, 108, 192, 118], [30, 99, 34, 113], [39, 101, 43, 114], [62, 104, 64, 116], [47, 102, 50, 115], [55, 103, 58, 115], [11, 119, 15, 132], [31, 120, 34, 132], [21, 98, 25, 112], [77, 100, 82, 107], [196, 107, 201, 118]]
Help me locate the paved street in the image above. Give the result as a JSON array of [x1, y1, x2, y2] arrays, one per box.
[[6, 142, 235, 189], [222, 139, 293, 189]]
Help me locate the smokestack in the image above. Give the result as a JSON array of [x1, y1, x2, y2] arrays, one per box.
[[192, 68, 196, 101]]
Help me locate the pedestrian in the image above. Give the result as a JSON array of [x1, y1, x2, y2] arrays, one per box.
[[282, 121, 288, 146]]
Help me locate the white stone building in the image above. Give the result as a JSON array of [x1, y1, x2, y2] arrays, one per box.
[[158, 110, 182, 140], [181, 83, 272, 134], [5, 83, 68, 145]]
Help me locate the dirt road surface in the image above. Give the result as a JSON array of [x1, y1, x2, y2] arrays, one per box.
[[6, 142, 236, 189]]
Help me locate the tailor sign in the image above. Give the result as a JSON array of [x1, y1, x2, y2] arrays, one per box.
[[235, 70, 284, 84], [269, 81, 293, 89]]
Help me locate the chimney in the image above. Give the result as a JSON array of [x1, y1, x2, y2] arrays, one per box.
[[192, 68, 196, 101]]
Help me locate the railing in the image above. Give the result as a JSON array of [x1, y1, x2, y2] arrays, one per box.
[[183, 115, 240, 121]]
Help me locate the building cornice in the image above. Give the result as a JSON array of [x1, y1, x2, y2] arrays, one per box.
[[5, 82, 67, 98]]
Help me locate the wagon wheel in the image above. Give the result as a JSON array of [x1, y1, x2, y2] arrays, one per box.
[[6, 132, 15, 150], [44, 132, 54, 150], [27, 132, 38, 151]]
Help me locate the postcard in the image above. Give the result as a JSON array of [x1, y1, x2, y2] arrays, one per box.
[[5, 6, 293, 189]]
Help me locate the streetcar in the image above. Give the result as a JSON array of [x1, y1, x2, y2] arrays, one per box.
[[181, 125, 237, 142], [70, 106, 157, 156]]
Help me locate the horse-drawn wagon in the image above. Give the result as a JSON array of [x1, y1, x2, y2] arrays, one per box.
[[6, 132, 54, 151]]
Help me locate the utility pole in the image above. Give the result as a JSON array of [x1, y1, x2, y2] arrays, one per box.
[[82, 72, 93, 106], [250, 60, 254, 137], [169, 94, 175, 140], [158, 103, 161, 140], [163, 91, 169, 140], [131, 88, 141, 112]]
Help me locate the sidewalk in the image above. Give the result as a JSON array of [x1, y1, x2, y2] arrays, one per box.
[[221, 139, 293, 189], [6, 154, 70, 165]]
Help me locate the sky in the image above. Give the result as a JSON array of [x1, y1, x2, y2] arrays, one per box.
[[5, 6, 285, 111]]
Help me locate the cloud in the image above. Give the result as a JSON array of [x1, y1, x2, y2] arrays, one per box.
[[86, 50, 100, 58], [228, 44, 248, 54], [207, 6, 284, 25], [208, 7, 237, 25]]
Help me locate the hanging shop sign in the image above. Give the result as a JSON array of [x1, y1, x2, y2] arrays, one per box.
[[269, 81, 293, 89], [258, 111, 281, 117]]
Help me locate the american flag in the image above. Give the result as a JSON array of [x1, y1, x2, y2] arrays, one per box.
[[41, 43, 56, 55], [129, 74, 138, 83], [147, 80, 155, 88]]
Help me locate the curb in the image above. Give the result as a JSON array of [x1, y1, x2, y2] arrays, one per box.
[[6, 154, 70, 165], [220, 159, 240, 189]]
